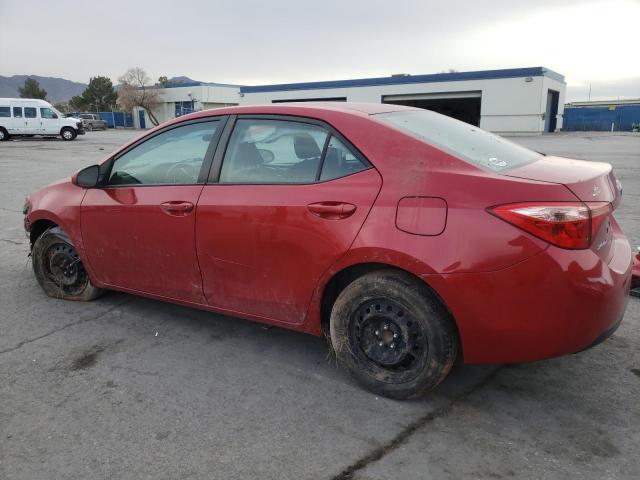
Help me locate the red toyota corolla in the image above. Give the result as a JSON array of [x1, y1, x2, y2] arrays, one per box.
[[23, 103, 632, 399]]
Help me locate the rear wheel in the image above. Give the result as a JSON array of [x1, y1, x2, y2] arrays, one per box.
[[0, 128, 9, 141], [32, 227, 103, 301], [61, 127, 77, 141], [330, 269, 458, 399]]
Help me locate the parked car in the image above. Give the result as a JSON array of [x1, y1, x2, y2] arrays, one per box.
[[23, 103, 632, 399], [0, 98, 84, 140], [78, 113, 108, 131]]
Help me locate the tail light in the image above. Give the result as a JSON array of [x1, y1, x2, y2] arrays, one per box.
[[488, 202, 612, 250]]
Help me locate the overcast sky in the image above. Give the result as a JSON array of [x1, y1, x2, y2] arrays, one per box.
[[1, 0, 638, 101]]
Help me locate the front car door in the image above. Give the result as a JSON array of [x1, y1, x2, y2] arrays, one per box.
[[39, 107, 60, 134], [81, 118, 225, 303], [196, 116, 382, 325]]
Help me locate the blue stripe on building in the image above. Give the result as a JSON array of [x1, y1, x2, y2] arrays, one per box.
[[240, 67, 564, 94]]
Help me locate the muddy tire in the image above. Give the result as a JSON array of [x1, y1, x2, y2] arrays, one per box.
[[61, 127, 76, 141], [32, 227, 103, 301], [330, 269, 458, 399]]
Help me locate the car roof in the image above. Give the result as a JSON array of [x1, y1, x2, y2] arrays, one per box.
[[183, 102, 417, 122], [0, 98, 48, 103]]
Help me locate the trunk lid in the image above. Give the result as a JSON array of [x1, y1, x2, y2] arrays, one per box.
[[504, 156, 622, 261], [505, 156, 619, 204]]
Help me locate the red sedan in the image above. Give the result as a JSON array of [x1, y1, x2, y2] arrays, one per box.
[[24, 103, 632, 399]]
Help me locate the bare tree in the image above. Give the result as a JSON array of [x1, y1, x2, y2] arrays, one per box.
[[117, 67, 162, 126]]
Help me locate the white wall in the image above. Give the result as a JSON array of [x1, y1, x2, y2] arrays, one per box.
[[240, 75, 567, 134], [130, 75, 567, 134], [134, 85, 241, 128]]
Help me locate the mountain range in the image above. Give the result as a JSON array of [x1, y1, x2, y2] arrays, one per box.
[[0, 75, 201, 103], [0, 75, 87, 103]]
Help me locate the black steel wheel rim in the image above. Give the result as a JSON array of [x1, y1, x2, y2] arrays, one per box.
[[44, 242, 88, 295], [349, 298, 428, 382]]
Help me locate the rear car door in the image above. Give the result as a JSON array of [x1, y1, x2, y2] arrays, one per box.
[[23, 105, 39, 133], [196, 116, 382, 324], [11, 105, 23, 133], [81, 118, 225, 303]]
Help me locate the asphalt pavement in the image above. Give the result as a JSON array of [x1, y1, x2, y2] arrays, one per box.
[[0, 130, 638, 479]]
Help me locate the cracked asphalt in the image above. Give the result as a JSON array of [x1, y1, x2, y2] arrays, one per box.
[[1, 130, 639, 479]]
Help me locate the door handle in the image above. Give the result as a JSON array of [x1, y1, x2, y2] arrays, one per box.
[[307, 202, 357, 219], [160, 201, 194, 216]]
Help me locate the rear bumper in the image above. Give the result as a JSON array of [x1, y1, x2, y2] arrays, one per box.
[[632, 249, 640, 296], [425, 224, 632, 364], [576, 313, 624, 353]]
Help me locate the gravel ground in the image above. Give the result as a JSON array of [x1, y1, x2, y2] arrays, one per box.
[[0, 130, 638, 480]]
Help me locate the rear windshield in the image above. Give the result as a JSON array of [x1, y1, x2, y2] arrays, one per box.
[[375, 110, 541, 172]]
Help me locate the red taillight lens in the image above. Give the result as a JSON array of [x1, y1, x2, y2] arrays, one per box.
[[488, 202, 612, 250]]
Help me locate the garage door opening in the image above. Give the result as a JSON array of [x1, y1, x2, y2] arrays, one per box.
[[382, 92, 482, 126]]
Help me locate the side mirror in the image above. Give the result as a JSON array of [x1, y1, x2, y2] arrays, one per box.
[[73, 164, 100, 188], [52, 114, 58, 119]]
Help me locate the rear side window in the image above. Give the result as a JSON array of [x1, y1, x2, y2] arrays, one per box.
[[219, 119, 369, 184], [219, 119, 329, 184], [376, 110, 541, 172], [13, 107, 22, 118], [24, 107, 37, 118], [320, 136, 368, 181], [0, 107, 9, 117]]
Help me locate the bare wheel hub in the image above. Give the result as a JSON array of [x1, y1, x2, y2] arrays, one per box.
[[45, 243, 86, 290], [352, 299, 427, 370]]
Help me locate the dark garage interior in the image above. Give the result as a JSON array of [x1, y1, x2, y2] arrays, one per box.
[[383, 94, 482, 126]]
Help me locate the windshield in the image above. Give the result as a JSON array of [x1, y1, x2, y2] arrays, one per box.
[[375, 110, 541, 172], [51, 106, 64, 117]]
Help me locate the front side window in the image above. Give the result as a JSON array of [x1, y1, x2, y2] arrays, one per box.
[[40, 107, 58, 119], [24, 107, 37, 118], [375, 110, 542, 172], [219, 119, 329, 183], [13, 107, 22, 118], [108, 121, 219, 186], [0, 107, 9, 117]]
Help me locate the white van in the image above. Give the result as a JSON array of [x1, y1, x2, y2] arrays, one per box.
[[0, 98, 85, 141]]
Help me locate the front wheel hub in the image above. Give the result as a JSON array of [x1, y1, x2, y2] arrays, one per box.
[[46, 243, 85, 290]]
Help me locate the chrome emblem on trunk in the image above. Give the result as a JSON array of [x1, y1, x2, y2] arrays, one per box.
[[592, 185, 601, 197]]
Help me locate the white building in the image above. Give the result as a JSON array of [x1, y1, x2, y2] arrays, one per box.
[[132, 82, 240, 128], [135, 67, 566, 134]]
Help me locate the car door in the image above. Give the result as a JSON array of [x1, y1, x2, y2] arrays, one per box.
[[81, 118, 225, 303], [23, 105, 39, 133], [196, 116, 382, 325], [11, 105, 23, 133], [39, 106, 60, 134]]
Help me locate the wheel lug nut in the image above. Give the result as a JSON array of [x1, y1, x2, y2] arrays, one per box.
[[378, 342, 383, 347], [383, 325, 389, 330], [393, 333, 398, 338], [390, 343, 395, 349], [374, 330, 379, 336]]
